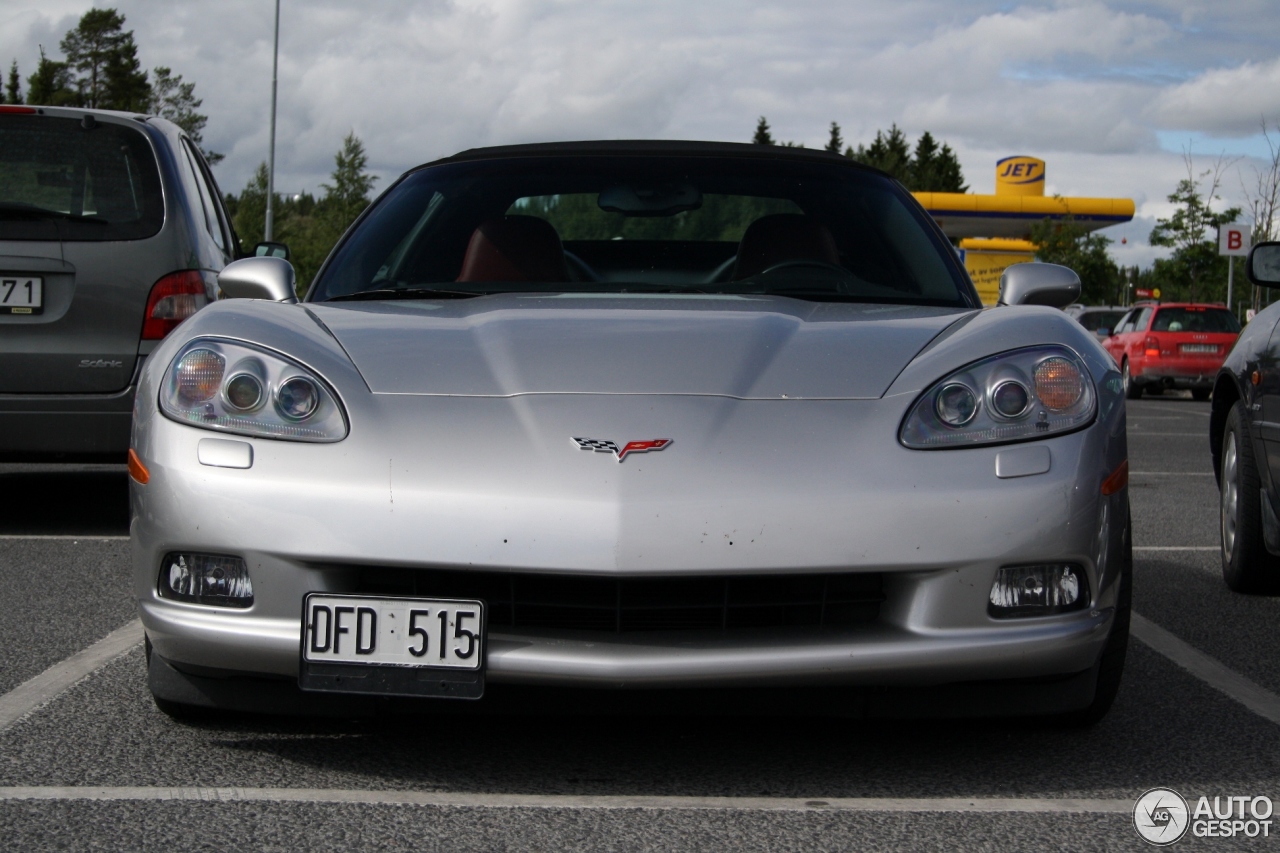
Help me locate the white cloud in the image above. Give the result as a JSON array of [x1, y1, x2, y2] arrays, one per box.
[[3, 0, 1280, 267], [1147, 57, 1280, 137]]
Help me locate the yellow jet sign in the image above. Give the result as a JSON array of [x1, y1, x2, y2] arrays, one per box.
[[995, 156, 1046, 197]]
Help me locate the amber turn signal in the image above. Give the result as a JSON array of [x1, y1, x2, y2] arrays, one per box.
[[1100, 459, 1128, 496], [128, 448, 150, 485]]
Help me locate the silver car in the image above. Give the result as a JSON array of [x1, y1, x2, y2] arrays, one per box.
[[131, 142, 1130, 722], [0, 105, 235, 460]]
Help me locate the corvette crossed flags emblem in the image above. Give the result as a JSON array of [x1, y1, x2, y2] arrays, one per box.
[[572, 436, 671, 462]]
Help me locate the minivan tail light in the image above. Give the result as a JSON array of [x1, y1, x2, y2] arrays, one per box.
[[142, 270, 208, 340]]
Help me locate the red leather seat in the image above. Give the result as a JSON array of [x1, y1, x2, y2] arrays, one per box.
[[731, 214, 840, 280], [457, 216, 569, 283]]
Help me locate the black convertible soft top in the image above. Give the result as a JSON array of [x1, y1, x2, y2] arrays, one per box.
[[424, 139, 884, 174]]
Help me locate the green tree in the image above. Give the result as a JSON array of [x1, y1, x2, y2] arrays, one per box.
[[825, 121, 844, 155], [1148, 158, 1242, 303], [851, 124, 912, 182], [26, 47, 78, 106], [5, 60, 20, 105], [909, 131, 968, 193], [1030, 214, 1123, 304], [228, 135, 379, 295], [848, 125, 967, 192], [230, 162, 272, 253], [60, 8, 150, 110], [150, 66, 221, 163], [320, 132, 378, 228], [752, 116, 774, 146]]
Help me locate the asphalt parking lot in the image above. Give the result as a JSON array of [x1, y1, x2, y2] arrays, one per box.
[[1, 396, 1278, 851]]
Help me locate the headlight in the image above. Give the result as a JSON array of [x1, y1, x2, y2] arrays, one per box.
[[160, 339, 348, 442], [900, 345, 1095, 449]]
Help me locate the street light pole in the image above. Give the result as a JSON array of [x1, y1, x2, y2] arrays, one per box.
[[264, 0, 280, 242]]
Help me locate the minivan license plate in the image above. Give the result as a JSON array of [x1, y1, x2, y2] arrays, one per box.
[[299, 594, 485, 699], [1, 276, 42, 314]]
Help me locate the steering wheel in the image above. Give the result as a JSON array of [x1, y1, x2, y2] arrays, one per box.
[[563, 250, 601, 283], [759, 259, 849, 277]]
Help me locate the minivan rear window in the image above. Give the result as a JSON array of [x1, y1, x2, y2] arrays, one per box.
[[0, 114, 164, 241]]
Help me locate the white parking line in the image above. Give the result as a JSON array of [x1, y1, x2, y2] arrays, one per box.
[[0, 786, 1133, 812], [1131, 613, 1280, 726], [1128, 416, 1202, 421], [1134, 407, 1211, 417], [1125, 432, 1207, 437], [0, 620, 143, 733]]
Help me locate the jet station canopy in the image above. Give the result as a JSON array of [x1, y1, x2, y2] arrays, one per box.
[[912, 156, 1135, 304]]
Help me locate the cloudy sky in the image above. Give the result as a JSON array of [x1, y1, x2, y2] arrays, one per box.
[[3, 0, 1279, 266]]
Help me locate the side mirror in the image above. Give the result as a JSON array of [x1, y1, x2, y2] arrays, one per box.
[[254, 241, 291, 261], [997, 262, 1081, 308], [1247, 242, 1280, 287], [217, 257, 298, 303]]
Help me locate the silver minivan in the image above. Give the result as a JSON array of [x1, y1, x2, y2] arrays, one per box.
[[0, 105, 238, 459]]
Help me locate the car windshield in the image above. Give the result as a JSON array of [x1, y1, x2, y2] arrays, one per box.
[[0, 114, 164, 241], [1076, 310, 1126, 332], [1151, 306, 1240, 333], [311, 154, 973, 306]]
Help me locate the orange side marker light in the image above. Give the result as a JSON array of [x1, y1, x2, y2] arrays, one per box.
[[1100, 459, 1128, 496], [128, 448, 150, 485]]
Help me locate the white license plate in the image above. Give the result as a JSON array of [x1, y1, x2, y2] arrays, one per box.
[[0, 276, 42, 314], [302, 594, 484, 670], [1181, 344, 1217, 353]]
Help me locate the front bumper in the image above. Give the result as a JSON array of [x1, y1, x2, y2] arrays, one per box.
[[132, 389, 1127, 693]]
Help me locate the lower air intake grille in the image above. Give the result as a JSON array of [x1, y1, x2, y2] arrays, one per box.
[[355, 568, 883, 633]]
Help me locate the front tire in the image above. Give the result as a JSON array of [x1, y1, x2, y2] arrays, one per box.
[[1220, 403, 1280, 592], [1122, 360, 1142, 399]]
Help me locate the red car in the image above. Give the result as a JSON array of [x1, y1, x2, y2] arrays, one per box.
[[1104, 302, 1240, 400]]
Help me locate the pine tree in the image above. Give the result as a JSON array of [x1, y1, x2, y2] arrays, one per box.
[[752, 117, 775, 146], [909, 131, 968, 193], [848, 125, 968, 192], [60, 8, 150, 110], [852, 124, 912, 182], [321, 132, 378, 227], [26, 47, 78, 106], [825, 122, 844, 155], [150, 66, 222, 163], [5, 60, 20, 105]]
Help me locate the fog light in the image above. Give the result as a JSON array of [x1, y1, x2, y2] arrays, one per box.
[[159, 553, 253, 607], [988, 564, 1087, 618]]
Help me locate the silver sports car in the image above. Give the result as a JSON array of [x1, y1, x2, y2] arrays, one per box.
[[131, 141, 1130, 722]]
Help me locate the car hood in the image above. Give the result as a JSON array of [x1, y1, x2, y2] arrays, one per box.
[[308, 294, 972, 400]]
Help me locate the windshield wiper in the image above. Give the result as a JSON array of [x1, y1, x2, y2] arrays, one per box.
[[0, 202, 108, 223], [326, 287, 487, 302]]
